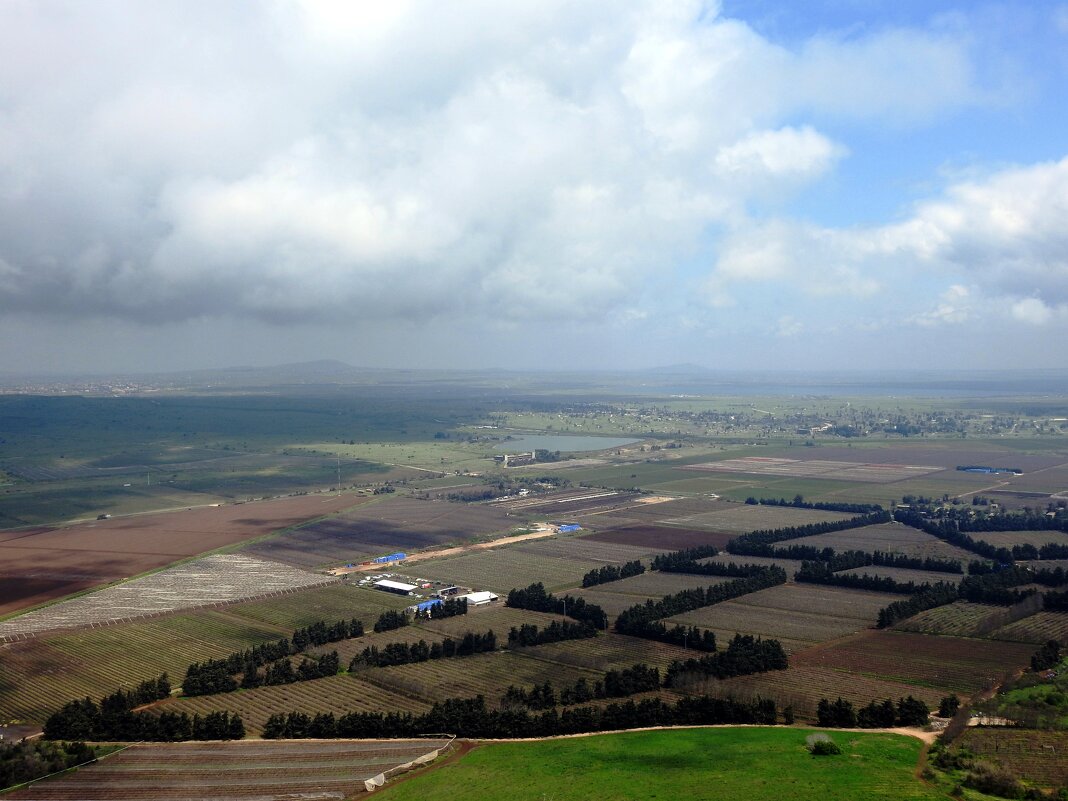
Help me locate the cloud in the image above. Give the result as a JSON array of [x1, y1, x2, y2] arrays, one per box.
[[0, 1, 990, 326], [706, 158, 1068, 322], [911, 284, 974, 327], [1011, 298, 1055, 325]]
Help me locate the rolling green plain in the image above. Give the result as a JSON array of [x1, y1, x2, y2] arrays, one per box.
[[378, 727, 943, 801]]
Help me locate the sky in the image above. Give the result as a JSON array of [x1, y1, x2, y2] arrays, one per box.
[[1, 0, 1067, 374]]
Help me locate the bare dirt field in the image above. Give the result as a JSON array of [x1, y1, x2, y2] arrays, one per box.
[[0, 493, 355, 617], [243, 497, 517, 568], [581, 524, 735, 551], [3, 739, 452, 800], [779, 523, 975, 563], [792, 630, 1035, 696]]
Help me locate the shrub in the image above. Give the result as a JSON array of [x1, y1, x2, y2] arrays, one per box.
[[963, 763, 1024, 799], [806, 733, 841, 755]]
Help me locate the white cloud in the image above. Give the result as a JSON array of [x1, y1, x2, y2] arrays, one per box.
[[706, 158, 1068, 323], [0, 1, 991, 326], [714, 126, 845, 179], [911, 284, 974, 327], [1011, 297, 1055, 325]]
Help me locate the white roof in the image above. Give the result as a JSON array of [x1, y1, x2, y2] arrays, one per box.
[[461, 591, 498, 604], [374, 579, 417, 592]]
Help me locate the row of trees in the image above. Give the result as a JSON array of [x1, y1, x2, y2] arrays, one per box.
[[581, 560, 645, 587], [261, 693, 780, 740], [373, 610, 410, 633], [502, 664, 662, 710], [182, 617, 364, 696], [44, 687, 243, 743], [506, 583, 607, 629], [663, 634, 788, 687], [744, 495, 884, 514], [895, 509, 1068, 562], [615, 566, 787, 646], [724, 511, 892, 554], [241, 651, 340, 689], [876, 566, 1068, 629], [349, 631, 498, 669], [507, 621, 596, 647], [816, 696, 930, 728], [795, 563, 941, 595], [415, 596, 467, 619], [747, 545, 963, 574]]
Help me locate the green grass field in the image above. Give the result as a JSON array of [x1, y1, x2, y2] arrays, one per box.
[[378, 727, 943, 801]]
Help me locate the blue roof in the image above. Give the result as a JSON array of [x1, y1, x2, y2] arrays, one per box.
[[415, 599, 443, 611]]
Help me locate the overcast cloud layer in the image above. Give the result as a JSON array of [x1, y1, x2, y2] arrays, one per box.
[[1, 0, 1067, 372]]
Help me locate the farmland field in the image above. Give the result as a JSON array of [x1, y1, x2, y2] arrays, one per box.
[[377, 727, 941, 801], [592, 571, 735, 597], [3, 739, 454, 801], [580, 524, 735, 551], [220, 583, 413, 630], [705, 665, 945, 719], [412, 535, 657, 594], [0, 555, 335, 638], [0, 584, 416, 724], [792, 630, 1035, 695], [157, 674, 433, 734], [362, 649, 602, 705], [955, 729, 1068, 788], [894, 601, 1013, 638], [243, 497, 518, 568], [408, 605, 562, 638], [665, 585, 901, 652], [988, 611, 1068, 644], [662, 504, 855, 533], [0, 611, 284, 724], [521, 632, 694, 672], [0, 493, 356, 617], [779, 523, 974, 563]]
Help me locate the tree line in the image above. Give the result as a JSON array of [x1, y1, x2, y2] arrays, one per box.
[[415, 596, 467, 619], [895, 508, 1068, 562], [742, 545, 962, 574], [506, 583, 607, 629], [182, 617, 364, 696], [349, 631, 498, 669], [724, 511, 892, 554], [816, 695, 929, 728], [507, 620, 597, 647], [795, 562, 942, 595], [373, 610, 410, 632], [43, 676, 244, 742], [744, 495, 884, 514], [261, 692, 780, 740], [582, 560, 645, 587], [663, 634, 788, 687]]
